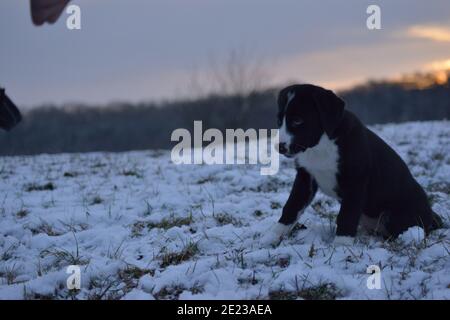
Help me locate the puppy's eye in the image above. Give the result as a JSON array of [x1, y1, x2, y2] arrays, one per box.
[[291, 117, 303, 127]]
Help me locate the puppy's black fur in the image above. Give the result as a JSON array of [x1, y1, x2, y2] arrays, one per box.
[[276, 84, 443, 239]]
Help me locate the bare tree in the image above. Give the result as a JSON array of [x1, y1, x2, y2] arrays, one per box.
[[187, 46, 271, 121], [208, 47, 269, 98]]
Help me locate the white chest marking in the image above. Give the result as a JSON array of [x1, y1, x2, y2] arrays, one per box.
[[295, 134, 339, 199]]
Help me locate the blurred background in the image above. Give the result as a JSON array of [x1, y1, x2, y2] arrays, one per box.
[[1, 0, 449, 155]]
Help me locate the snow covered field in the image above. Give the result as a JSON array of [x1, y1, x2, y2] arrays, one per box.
[[0, 121, 449, 300]]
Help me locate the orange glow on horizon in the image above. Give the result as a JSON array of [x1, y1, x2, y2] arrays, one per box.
[[408, 25, 450, 42]]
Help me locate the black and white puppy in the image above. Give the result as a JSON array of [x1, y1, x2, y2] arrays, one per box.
[[262, 84, 443, 246]]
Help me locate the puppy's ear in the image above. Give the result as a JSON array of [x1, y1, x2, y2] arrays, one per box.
[[313, 89, 345, 137], [277, 87, 289, 111]]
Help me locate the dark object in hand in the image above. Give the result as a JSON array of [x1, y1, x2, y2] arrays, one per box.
[[0, 88, 22, 131]]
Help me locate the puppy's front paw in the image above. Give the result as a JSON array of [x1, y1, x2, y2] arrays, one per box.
[[332, 235, 354, 246], [260, 223, 291, 248]]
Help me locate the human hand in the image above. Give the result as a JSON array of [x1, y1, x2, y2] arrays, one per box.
[[30, 0, 70, 25]]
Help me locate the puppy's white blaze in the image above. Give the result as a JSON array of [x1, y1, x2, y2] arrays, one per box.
[[279, 117, 291, 145], [278, 91, 296, 146], [286, 91, 296, 106]]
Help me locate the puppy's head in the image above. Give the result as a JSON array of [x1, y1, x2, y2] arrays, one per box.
[[276, 84, 345, 157]]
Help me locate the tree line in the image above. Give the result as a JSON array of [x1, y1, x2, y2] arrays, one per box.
[[1, 72, 449, 156]]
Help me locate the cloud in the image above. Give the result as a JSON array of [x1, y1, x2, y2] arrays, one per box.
[[267, 38, 450, 91], [407, 25, 450, 42], [424, 58, 450, 71]]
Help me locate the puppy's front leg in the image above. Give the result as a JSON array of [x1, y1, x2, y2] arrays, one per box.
[[334, 183, 367, 246], [261, 168, 317, 247]]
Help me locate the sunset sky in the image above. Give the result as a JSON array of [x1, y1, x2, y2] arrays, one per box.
[[1, 0, 450, 108]]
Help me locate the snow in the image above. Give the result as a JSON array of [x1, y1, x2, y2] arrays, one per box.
[[399, 227, 426, 245], [0, 120, 449, 300]]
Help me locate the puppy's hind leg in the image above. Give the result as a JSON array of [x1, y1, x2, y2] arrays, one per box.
[[385, 205, 438, 239], [359, 213, 389, 237]]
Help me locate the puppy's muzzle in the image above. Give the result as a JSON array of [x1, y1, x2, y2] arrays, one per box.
[[275, 142, 288, 155]]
